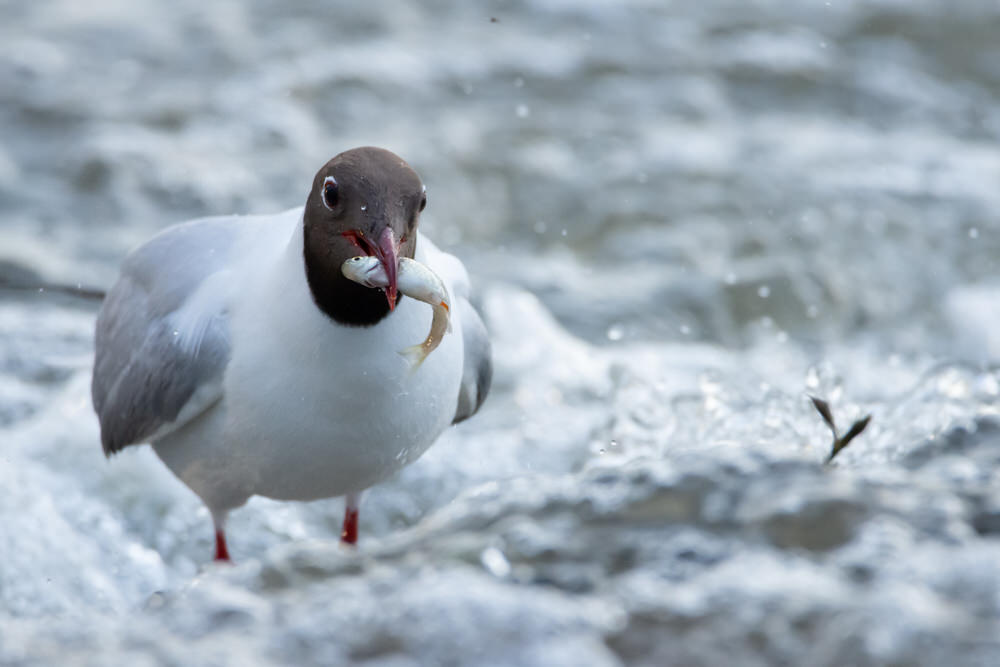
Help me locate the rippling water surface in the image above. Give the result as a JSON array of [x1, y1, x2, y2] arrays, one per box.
[[2, 1, 1000, 665]]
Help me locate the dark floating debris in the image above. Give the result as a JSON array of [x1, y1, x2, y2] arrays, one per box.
[[810, 396, 872, 464], [0, 277, 106, 300]]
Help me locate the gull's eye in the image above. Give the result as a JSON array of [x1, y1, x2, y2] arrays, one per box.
[[419, 193, 427, 212], [322, 176, 339, 210]]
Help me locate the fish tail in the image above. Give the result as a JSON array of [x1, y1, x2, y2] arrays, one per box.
[[398, 344, 428, 373]]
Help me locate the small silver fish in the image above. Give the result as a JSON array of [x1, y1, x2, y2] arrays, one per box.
[[342, 256, 452, 370]]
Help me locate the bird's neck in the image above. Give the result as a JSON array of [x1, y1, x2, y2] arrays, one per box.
[[300, 221, 393, 327]]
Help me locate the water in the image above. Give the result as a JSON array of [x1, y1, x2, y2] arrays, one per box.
[[3, 1, 1000, 665]]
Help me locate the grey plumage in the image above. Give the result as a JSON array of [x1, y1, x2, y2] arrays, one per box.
[[453, 296, 492, 424], [92, 216, 242, 454]]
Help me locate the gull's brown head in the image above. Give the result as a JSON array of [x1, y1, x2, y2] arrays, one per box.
[[303, 147, 426, 326]]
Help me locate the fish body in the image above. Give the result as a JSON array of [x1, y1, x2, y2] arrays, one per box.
[[341, 255, 387, 289], [342, 256, 452, 370]]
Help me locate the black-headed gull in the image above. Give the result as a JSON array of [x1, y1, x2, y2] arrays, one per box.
[[92, 147, 492, 561]]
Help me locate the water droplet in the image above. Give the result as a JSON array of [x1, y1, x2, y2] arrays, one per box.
[[609, 439, 619, 449], [806, 304, 819, 318], [937, 372, 970, 399], [976, 374, 999, 396], [758, 285, 771, 299], [969, 227, 979, 239], [515, 104, 530, 118], [724, 272, 737, 285], [514, 76, 524, 88], [360, 205, 367, 212], [480, 547, 511, 578], [679, 324, 691, 335], [560, 228, 567, 237], [804, 362, 844, 400], [699, 370, 722, 395], [606, 324, 625, 341], [776, 330, 789, 344]]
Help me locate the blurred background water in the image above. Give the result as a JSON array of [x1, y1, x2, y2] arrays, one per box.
[[2, 1, 1000, 665]]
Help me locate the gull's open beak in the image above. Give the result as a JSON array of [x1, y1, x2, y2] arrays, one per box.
[[374, 227, 399, 310]]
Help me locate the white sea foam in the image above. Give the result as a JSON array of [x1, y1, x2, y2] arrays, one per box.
[[3, 0, 1000, 665]]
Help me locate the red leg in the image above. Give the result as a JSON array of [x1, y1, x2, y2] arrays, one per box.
[[341, 493, 360, 544], [212, 511, 231, 562], [214, 529, 231, 561]]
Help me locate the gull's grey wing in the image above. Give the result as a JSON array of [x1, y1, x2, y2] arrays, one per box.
[[92, 216, 243, 454], [453, 296, 492, 424]]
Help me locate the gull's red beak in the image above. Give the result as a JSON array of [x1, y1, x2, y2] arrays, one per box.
[[374, 227, 399, 310], [341, 226, 400, 310]]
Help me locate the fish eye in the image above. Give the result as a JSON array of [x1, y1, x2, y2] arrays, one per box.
[[322, 177, 339, 209]]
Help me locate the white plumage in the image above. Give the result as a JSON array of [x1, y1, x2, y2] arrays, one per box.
[[93, 147, 491, 558], [150, 210, 467, 511], [93, 199, 490, 560]]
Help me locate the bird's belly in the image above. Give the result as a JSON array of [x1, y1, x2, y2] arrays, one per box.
[[235, 376, 454, 501], [222, 302, 463, 502]]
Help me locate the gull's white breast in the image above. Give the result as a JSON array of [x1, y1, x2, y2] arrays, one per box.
[[153, 216, 465, 510]]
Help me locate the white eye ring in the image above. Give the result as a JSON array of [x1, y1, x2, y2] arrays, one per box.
[[322, 176, 339, 210]]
